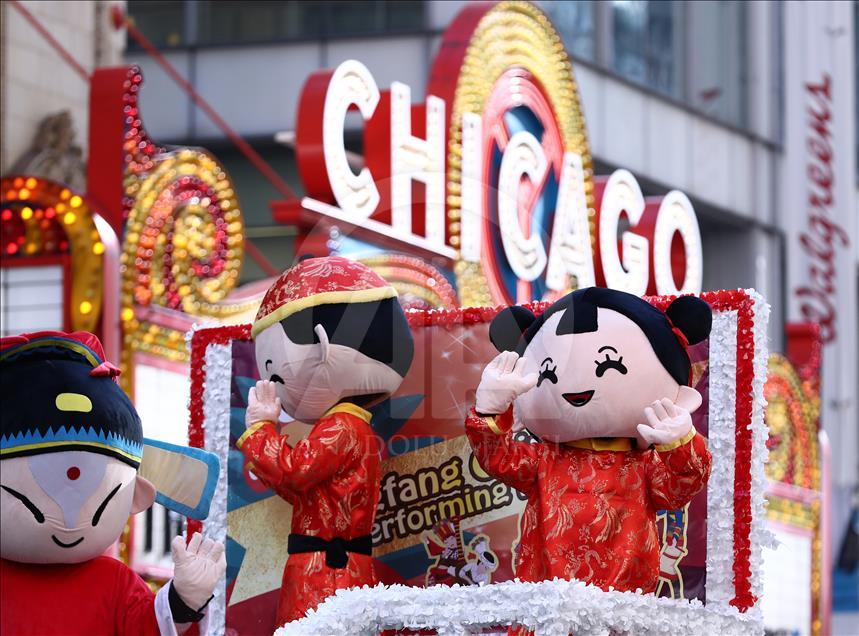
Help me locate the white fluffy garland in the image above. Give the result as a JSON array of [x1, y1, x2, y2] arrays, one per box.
[[705, 309, 738, 606], [276, 579, 759, 636], [748, 291, 774, 604], [199, 339, 233, 635]]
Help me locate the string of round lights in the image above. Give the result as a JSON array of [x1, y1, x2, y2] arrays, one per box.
[[359, 254, 460, 310], [0, 175, 104, 332]]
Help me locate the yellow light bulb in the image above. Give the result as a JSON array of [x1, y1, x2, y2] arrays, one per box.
[[79, 301, 93, 315], [63, 212, 76, 225], [70, 196, 83, 208], [20, 207, 33, 220], [93, 242, 105, 255]]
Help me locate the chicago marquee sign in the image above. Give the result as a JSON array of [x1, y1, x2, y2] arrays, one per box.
[[279, 1, 703, 306]]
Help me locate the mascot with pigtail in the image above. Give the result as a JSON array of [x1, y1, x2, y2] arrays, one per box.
[[0, 331, 225, 635], [466, 287, 713, 592], [238, 256, 414, 625]]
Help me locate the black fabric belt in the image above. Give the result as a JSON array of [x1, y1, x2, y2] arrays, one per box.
[[287, 533, 372, 569]]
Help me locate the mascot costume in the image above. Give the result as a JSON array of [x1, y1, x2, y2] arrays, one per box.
[[466, 287, 712, 593], [0, 331, 226, 635], [237, 256, 414, 624]]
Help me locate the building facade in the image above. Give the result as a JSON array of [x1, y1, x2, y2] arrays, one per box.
[[1, 0, 857, 630]]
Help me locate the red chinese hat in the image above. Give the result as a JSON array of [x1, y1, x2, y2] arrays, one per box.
[[252, 256, 398, 338]]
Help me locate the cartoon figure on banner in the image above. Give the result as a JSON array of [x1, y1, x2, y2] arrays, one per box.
[[655, 504, 690, 598], [238, 256, 414, 625], [465, 287, 713, 593], [422, 518, 499, 587], [0, 331, 225, 635]]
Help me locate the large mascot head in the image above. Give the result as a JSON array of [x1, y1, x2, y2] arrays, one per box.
[[251, 256, 415, 422], [490, 287, 712, 444], [0, 332, 156, 564]]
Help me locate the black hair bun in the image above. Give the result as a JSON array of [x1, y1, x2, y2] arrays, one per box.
[[665, 295, 712, 345], [489, 306, 537, 352]]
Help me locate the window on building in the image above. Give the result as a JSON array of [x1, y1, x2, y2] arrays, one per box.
[[127, 0, 186, 48], [197, 1, 323, 44], [686, 1, 745, 127], [612, 0, 681, 98], [0, 265, 65, 336], [193, 1, 425, 46], [541, 1, 597, 61]]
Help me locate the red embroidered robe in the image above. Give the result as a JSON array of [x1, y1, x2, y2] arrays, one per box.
[[465, 406, 711, 593], [237, 403, 380, 626]]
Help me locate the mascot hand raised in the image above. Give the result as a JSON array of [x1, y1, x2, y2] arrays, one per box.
[[0, 331, 224, 636], [475, 351, 538, 416], [465, 288, 713, 596], [245, 380, 283, 427], [637, 398, 694, 447], [171, 533, 226, 611]]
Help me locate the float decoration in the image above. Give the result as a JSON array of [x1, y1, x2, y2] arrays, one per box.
[[188, 288, 769, 634]]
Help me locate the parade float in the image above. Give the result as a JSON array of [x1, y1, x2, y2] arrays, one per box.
[[0, 1, 829, 634]]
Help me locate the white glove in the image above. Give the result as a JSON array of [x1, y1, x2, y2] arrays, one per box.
[[171, 532, 226, 611], [636, 398, 693, 447], [475, 351, 539, 415], [245, 379, 282, 427]]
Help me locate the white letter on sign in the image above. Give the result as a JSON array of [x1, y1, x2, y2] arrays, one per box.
[[652, 191, 703, 295], [498, 131, 549, 282], [599, 169, 649, 295], [459, 112, 483, 262], [324, 60, 380, 219], [545, 152, 596, 290], [390, 81, 446, 245]]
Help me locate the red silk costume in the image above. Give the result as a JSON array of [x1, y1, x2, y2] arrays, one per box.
[[0, 556, 161, 635], [465, 407, 711, 593], [237, 403, 381, 625]]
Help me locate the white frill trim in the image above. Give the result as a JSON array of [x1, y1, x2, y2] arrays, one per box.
[[747, 290, 774, 605], [277, 580, 761, 636], [705, 309, 738, 607], [200, 339, 232, 635]]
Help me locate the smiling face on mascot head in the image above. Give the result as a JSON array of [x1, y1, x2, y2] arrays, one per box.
[[251, 256, 414, 423], [489, 288, 712, 444], [0, 332, 156, 564]]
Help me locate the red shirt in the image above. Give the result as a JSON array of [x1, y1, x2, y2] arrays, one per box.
[[465, 407, 711, 593], [0, 556, 160, 636], [237, 403, 381, 625]]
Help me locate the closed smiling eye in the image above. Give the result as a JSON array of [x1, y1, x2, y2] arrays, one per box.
[[594, 345, 628, 377]]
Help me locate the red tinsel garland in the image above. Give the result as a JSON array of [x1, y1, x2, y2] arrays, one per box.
[[187, 291, 759, 610]]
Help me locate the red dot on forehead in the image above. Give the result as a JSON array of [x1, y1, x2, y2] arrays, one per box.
[[66, 466, 80, 480]]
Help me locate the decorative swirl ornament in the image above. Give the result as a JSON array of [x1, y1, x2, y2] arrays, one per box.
[[121, 148, 244, 316], [1, 175, 103, 332], [430, 0, 595, 306]]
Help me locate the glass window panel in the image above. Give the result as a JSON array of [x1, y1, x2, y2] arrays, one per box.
[[541, 1, 597, 60], [324, 1, 386, 37], [127, 0, 186, 48], [687, 1, 745, 126], [385, 0, 425, 31], [612, 0, 680, 98]]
